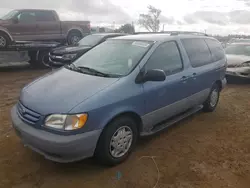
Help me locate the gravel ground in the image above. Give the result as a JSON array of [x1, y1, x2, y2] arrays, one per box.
[[0, 65, 250, 188]]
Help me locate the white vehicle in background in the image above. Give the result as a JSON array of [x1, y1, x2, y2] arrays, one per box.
[[225, 43, 250, 80]]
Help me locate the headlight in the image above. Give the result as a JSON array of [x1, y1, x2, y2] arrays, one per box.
[[45, 114, 88, 131], [239, 62, 250, 67], [62, 54, 77, 60]]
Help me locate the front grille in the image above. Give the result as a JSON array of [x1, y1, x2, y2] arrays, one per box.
[[49, 52, 64, 63], [227, 65, 234, 68], [17, 102, 41, 125]]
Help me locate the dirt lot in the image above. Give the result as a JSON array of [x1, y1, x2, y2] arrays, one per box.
[[0, 66, 250, 188]]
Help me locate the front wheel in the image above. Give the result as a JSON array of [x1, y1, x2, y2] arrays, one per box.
[[95, 116, 138, 166], [203, 84, 220, 112], [28, 50, 50, 69], [0, 33, 10, 48]]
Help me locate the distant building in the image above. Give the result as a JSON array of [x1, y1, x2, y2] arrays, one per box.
[[91, 26, 114, 33]]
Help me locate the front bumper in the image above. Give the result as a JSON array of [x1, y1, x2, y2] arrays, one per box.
[[11, 106, 102, 163], [48, 53, 72, 67], [226, 67, 250, 79]]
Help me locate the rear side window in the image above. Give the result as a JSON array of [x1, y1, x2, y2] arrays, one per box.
[[35, 11, 56, 21], [181, 38, 212, 67], [205, 39, 225, 62], [145, 41, 183, 75]]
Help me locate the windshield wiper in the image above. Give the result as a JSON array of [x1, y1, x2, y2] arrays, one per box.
[[77, 66, 114, 77], [64, 64, 85, 73], [65, 64, 121, 77]]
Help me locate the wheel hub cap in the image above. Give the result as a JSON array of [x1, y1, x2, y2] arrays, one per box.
[[0, 36, 6, 47], [71, 36, 79, 44], [210, 89, 219, 107], [41, 53, 50, 67], [110, 126, 133, 158]]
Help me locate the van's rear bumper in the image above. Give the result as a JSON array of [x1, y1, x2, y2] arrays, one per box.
[[222, 77, 227, 89], [11, 106, 102, 163]]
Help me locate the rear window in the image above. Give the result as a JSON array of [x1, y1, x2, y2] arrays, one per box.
[[205, 39, 225, 62], [181, 38, 212, 67], [78, 35, 104, 46], [35, 11, 56, 21]]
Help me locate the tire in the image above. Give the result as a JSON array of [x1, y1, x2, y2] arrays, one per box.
[[67, 31, 82, 45], [0, 32, 10, 48], [95, 116, 138, 166], [28, 50, 50, 69], [203, 83, 220, 112]]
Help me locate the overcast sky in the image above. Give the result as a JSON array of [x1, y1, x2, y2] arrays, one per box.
[[1, 0, 250, 35]]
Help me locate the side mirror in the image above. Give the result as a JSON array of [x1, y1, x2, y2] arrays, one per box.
[[136, 69, 166, 83], [12, 18, 18, 24]]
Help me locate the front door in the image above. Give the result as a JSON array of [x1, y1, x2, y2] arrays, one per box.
[[6, 10, 37, 41], [141, 41, 195, 131]]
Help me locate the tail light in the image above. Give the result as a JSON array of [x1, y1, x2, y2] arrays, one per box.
[[87, 23, 91, 30]]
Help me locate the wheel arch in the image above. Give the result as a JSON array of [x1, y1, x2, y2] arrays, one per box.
[[0, 28, 13, 41], [101, 111, 143, 134], [66, 28, 83, 38], [214, 80, 222, 91]]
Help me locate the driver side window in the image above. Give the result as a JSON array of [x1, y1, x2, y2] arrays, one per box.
[[145, 41, 183, 75], [17, 12, 36, 23]]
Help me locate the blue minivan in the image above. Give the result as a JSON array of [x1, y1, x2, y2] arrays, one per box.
[[11, 34, 227, 165]]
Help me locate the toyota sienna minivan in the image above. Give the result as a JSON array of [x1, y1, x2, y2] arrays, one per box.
[[11, 34, 227, 166]]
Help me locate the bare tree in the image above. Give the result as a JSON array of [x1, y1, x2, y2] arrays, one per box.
[[114, 23, 135, 34], [138, 5, 161, 32]]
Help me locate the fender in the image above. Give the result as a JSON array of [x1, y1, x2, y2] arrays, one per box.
[[96, 105, 143, 130], [66, 27, 84, 37], [0, 26, 13, 41]]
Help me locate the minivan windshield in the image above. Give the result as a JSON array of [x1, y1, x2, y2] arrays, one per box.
[[78, 35, 104, 46], [73, 40, 153, 76], [1, 10, 18, 20], [225, 44, 250, 56]]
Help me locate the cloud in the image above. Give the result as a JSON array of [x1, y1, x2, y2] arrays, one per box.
[[229, 10, 250, 24], [183, 10, 250, 25], [69, 0, 132, 23], [183, 14, 199, 24], [184, 11, 228, 25], [237, 0, 250, 6], [0, 0, 132, 24], [160, 15, 175, 24]]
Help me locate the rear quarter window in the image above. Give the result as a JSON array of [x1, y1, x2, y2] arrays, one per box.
[[35, 11, 56, 21], [181, 38, 212, 68], [205, 38, 225, 62]]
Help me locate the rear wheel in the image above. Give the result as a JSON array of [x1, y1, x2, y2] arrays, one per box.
[[203, 83, 220, 112], [0, 32, 10, 48], [95, 116, 138, 166]]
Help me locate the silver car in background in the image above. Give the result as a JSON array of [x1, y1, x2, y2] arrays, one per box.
[[225, 43, 250, 79]]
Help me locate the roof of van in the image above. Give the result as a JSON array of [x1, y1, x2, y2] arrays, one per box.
[[113, 34, 214, 42]]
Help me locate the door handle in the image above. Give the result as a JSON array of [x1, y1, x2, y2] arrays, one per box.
[[191, 73, 197, 79], [181, 76, 189, 81]]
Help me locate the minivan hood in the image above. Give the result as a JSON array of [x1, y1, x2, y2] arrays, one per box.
[[51, 45, 92, 55], [20, 68, 119, 115], [226, 54, 250, 67]]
